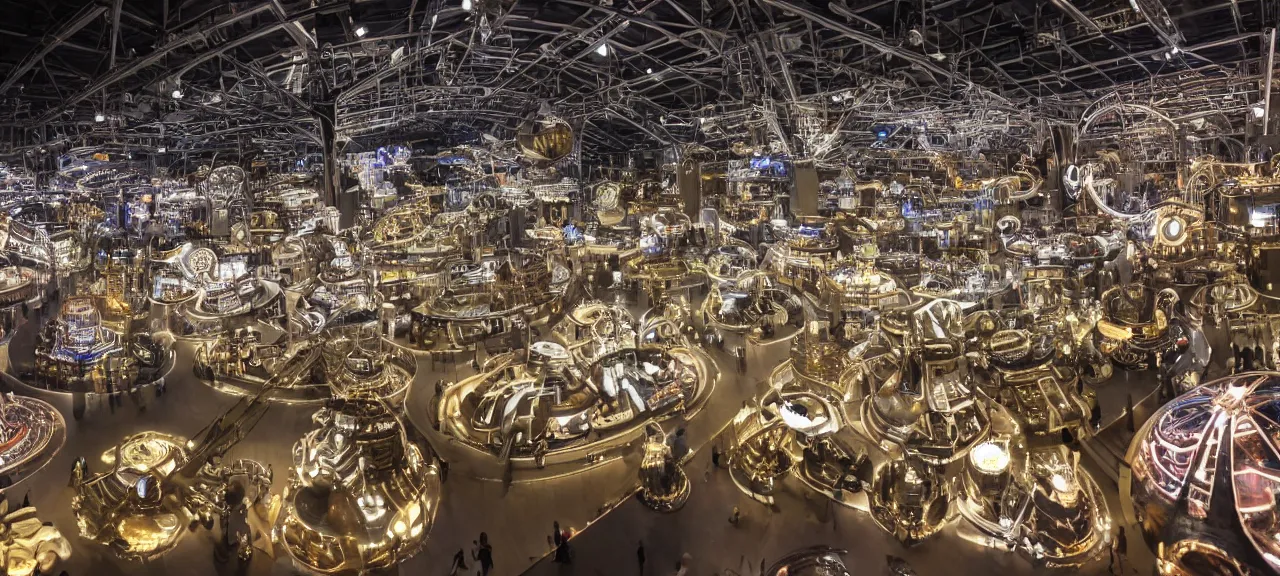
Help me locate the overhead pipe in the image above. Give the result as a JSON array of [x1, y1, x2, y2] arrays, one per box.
[[25, 3, 353, 128], [756, 0, 1014, 107], [1264, 27, 1275, 136], [1018, 32, 1264, 84], [0, 3, 108, 96], [268, 0, 318, 53], [26, 4, 275, 126], [1046, 0, 1148, 72]]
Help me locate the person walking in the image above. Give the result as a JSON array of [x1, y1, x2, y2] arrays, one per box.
[[1111, 527, 1128, 575], [671, 428, 689, 462], [553, 521, 569, 563], [440, 459, 449, 483], [637, 540, 645, 575], [449, 548, 468, 575], [473, 532, 494, 576]]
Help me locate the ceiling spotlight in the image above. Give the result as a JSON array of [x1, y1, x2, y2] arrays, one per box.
[[1253, 105, 1266, 119], [171, 88, 184, 99], [646, 67, 653, 74], [595, 42, 609, 57], [94, 113, 105, 123], [355, 25, 368, 38], [461, 0, 472, 11]]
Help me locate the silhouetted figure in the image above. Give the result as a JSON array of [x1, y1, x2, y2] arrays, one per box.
[[450, 548, 467, 575], [637, 541, 645, 575], [1111, 527, 1129, 575], [474, 532, 493, 576]]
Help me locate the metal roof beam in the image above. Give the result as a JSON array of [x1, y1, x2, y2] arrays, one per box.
[[0, 3, 108, 96], [757, 0, 1015, 105]]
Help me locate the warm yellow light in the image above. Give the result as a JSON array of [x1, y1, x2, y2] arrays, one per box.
[[970, 441, 1010, 474]]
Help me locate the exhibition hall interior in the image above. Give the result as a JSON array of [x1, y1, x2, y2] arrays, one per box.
[[0, 0, 1278, 575]]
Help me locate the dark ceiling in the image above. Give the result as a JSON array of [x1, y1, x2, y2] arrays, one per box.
[[0, 0, 1274, 159]]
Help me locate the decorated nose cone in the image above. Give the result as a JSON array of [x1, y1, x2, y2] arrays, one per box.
[[1124, 372, 1280, 575]]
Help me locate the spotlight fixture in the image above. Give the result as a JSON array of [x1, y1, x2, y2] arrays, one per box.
[[462, 0, 472, 11], [355, 25, 368, 38], [595, 42, 609, 57], [157, 146, 167, 153], [646, 68, 653, 74], [171, 88, 184, 99], [94, 113, 105, 123], [1253, 105, 1266, 119]]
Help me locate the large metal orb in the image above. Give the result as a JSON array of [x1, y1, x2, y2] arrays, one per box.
[[1124, 372, 1280, 575], [517, 117, 575, 163]]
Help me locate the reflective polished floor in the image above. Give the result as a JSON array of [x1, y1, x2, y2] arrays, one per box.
[[0, 294, 1153, 576]]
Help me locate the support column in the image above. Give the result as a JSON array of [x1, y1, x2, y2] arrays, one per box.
[[678, 159, 701, 221], [792, 159, 819, 216], [318, 102, 338, 208], [319, 102, 357, 229]]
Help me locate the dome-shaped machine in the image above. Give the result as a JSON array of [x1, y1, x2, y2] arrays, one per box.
[[1125, 372, 1280, 575], [280, 399, 440, 575]]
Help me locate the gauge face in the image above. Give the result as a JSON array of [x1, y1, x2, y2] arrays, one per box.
[[185, 247, 217, 276]]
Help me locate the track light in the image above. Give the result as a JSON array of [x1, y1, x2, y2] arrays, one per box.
[[172, 88, 183, 99], [355, 25, 367, 38], [595, 43, 609, 57], [94, 113, 105, 123], [646, 68, 653, 74], [462, 0, 472, 11]]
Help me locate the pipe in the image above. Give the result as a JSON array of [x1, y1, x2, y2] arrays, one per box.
[[1264, 27, 1276, 136], [27, 4, 275, 126], [1019, 32, 1263, 84], [0, 4, 108, 95], [757, 0, 1013, 107], [109, 0, 123, 70]]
